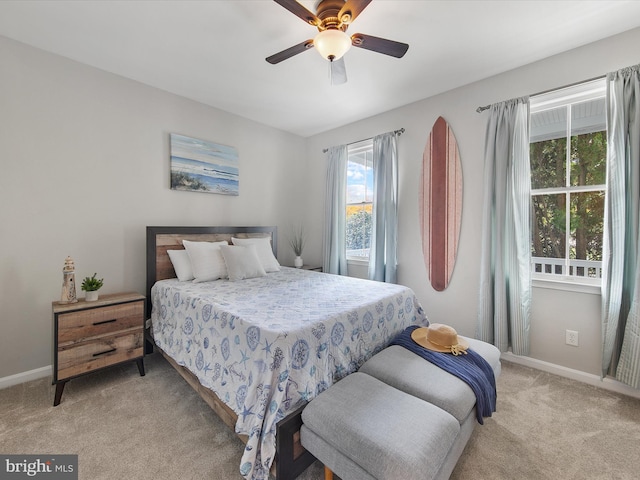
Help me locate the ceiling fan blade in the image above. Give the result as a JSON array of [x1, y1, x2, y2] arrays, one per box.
[[273, 0, 320, 26], [266, 39, 314, 64], [338, 0, 372, 24], [330, 57, 347, 85], [351, 33, 409, 58]]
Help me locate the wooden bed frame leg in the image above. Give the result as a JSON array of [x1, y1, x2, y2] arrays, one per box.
[[324, 465, 333, 480]]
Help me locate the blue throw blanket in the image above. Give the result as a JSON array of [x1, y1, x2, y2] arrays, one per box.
[[390, 325, 497, 424]]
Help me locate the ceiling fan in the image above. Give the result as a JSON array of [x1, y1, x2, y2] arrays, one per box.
[[266, 0, 409, 85]]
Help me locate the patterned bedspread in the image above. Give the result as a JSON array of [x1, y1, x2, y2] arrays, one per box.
[[150, 267, 427, 480]]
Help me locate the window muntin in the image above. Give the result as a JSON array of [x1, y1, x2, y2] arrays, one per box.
[[346, 140, 373, 260], [530, 79, 606, 284]]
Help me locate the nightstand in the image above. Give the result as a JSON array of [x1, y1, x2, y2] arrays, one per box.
[[301, 265, 323, 272], [52, 292, 145, 406], [290, 265, 322, 271]]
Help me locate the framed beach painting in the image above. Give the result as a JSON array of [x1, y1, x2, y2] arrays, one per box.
[[170, 133, 239, 195]]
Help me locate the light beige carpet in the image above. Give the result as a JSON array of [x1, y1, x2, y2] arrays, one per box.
[[1, 354, 639, 479]]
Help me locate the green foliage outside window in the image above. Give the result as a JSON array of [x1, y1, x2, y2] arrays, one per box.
[[530, 131, 606, 265], [346, 208, 372, 255]]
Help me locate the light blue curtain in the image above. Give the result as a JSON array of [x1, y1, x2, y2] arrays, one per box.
[[368, 132, 398, 283], [323, 145, 348, 275], [477, 97, 532, 355], [601, 64, 640, 387]]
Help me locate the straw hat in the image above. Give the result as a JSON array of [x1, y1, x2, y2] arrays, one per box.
[[411, 324, 469, 356]]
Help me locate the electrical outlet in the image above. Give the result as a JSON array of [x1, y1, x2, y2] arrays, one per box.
[[566, 330, 579, 346]]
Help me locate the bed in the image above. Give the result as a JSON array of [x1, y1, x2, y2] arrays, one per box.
[[145, 226, 428, 480]]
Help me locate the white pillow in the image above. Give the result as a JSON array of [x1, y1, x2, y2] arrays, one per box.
[[167, 249, 194, 281], [182, 240, 229, 282], [220, 244, 267, 281], [231, 236, 280, 272]]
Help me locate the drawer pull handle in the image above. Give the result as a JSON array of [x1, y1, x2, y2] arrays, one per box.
[[93, 319, 117, 326], [93, 348, 116, 357]]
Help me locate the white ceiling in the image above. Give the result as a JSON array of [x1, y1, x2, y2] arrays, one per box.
[[1, 1, 640, 137]]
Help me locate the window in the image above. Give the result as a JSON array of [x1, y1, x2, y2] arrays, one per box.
[[529, 79, 606, 285], [346, 140, 374, 261]]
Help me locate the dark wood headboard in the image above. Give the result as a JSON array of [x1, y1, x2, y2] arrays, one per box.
[[145, 226, 277, 316]]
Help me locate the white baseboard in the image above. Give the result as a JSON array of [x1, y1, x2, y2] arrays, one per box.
[[501, 352, 640, 399], [0, 365, 51, 390], [3, 356, 638, 400]]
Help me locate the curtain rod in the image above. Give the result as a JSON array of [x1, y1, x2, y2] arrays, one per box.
[[476, 74, 606, 113], [322, 128, 405, 153]]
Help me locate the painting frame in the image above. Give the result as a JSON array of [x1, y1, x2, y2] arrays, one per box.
[[170, 133, 239, 196]]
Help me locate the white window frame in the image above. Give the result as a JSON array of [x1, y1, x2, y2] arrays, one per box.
[[345, 139, 374, 263], [529, 78, 606, 294]]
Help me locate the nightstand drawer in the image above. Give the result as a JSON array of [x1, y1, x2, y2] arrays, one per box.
[[57, 330, 144, 380], [58, 301, 143, 345]]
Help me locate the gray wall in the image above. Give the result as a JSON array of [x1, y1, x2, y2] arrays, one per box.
[[303, 27, 640, 378], [2, 27, 640, 383], [0, 36, 306, 379]]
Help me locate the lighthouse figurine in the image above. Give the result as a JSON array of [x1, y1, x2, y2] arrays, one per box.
[[60, 256, 78, 304]]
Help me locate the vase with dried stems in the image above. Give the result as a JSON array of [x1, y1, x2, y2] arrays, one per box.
[[289, 225, 306, 268]]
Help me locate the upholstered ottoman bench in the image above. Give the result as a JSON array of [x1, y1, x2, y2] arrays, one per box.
[[300, 372, 462, 480], [300, 325, 501, 480], [360, 337, 501, 424]]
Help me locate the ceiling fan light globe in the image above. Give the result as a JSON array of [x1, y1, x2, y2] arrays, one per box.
[[314, 29, 351, 61]]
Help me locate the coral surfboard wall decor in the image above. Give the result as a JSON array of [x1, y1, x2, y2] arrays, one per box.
[[419, 116, 463, 291]]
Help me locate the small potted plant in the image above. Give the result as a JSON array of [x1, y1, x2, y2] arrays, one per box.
[[81, 273, 104, 302], [289, 225, 305, 268]]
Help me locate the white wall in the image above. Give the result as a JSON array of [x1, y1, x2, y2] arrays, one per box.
[[303, 27, 640, 378], [0, 36, 306, 379]]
